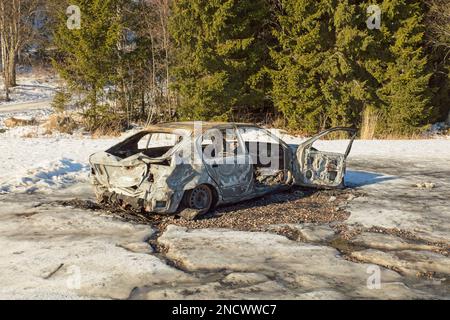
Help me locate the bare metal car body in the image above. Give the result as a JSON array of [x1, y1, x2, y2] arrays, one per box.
[[89, 122, 356, 214]]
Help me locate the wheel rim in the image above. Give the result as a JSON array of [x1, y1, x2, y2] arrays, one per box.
[[189, 185, 211, 210]]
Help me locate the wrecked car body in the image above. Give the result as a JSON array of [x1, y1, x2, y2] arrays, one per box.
[[89, 122, 356, 216]]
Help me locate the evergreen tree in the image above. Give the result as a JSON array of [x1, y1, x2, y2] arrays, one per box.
[[271, 0, 434, 135], [50, 0, 441, 135], [52, 0, 122, 108], [51, 0, 163, 130], [271, 0, 371, 133], [376, 0, 433, 135], [425, 0, 450, 123], [170, 0, 273, 121]]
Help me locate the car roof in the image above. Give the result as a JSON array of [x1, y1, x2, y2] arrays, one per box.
[[144, 121, 260, 134]]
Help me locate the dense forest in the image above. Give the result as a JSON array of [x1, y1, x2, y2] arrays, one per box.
[[1, 0, 449, 137]]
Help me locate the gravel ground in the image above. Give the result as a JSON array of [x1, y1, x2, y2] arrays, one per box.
[[55, 187, 359, 233]]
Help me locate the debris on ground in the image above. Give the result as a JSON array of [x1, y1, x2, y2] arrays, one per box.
[[415, 182, 436, 189], [55, 188, 360, 233]]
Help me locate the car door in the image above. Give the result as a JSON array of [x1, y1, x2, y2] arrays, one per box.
[[293, 128, 357, 188], [201, 127, 253, 200]]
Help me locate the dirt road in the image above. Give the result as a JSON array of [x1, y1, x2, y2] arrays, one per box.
[[0, 99, 52, 114]]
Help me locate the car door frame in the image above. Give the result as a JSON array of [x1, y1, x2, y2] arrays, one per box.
[[200, 126, 254, 201], [294, 127, 357, 189]]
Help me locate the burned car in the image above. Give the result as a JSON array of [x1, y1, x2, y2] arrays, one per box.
[[89, 122, 356, 217]]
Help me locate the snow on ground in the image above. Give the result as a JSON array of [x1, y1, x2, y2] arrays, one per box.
[[0, 73, 58, 107], [0, 71, 447, 196], [274, 129, 450, 159], [0, 192, 190, 299], [1, 104, 449, 195], [0, 106, 146, 194], [0, 137, 116, 194], [0, 108, 53, 125], [316, 139, 450, 160], [0, 107, 55, 138], [0, 107, 91, 139], [1, 72, 449, 299], [346, 158, 450, 243]]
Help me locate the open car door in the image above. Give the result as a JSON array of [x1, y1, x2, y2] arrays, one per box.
[[294, 128, 357, 189]]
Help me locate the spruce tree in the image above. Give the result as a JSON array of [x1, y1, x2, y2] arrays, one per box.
[[170, 0, 273, 121], [376, 0, 433, 135], [271, 0, 371, 134], [52, 0, 123, 108]]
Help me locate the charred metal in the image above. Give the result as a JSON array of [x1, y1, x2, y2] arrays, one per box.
[[89, 122, 356, 218]]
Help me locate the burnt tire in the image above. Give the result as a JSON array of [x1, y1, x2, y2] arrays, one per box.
[[183, 185, 214, 216]]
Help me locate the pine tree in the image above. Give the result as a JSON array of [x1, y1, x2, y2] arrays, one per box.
[[170, 0, 273, 121], [376, 0, 433, 135], [51, 0, 176, 129]]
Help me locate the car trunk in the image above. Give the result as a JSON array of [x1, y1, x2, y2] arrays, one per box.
[[90, 131, 182, 193], [90, 152, 150, 190]]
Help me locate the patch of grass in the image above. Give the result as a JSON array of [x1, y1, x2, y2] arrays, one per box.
[[4, 117, 38, 128], [44, 114, 80, 135]]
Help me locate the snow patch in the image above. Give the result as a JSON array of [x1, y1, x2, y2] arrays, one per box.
[[0, 76, 58, 107], [426, 122, 450, 138], [0, 138, 117, 194], [0, 158, 89, 194]]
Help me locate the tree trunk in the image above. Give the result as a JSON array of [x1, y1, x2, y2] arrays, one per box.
[[1, 38, 17, 92], [158, 0, 170, 115], [5, 51, 17, 87], [0, 0, 19, 90], [9, 53, 17, 87], [1, 35, 11, 101]]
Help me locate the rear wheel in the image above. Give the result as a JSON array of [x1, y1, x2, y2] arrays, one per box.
[[183, 185, 214, 216]]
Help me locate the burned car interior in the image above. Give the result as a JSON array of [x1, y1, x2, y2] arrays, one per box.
[[201, 127, 288, 189], [238, 127, 288, 188]]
